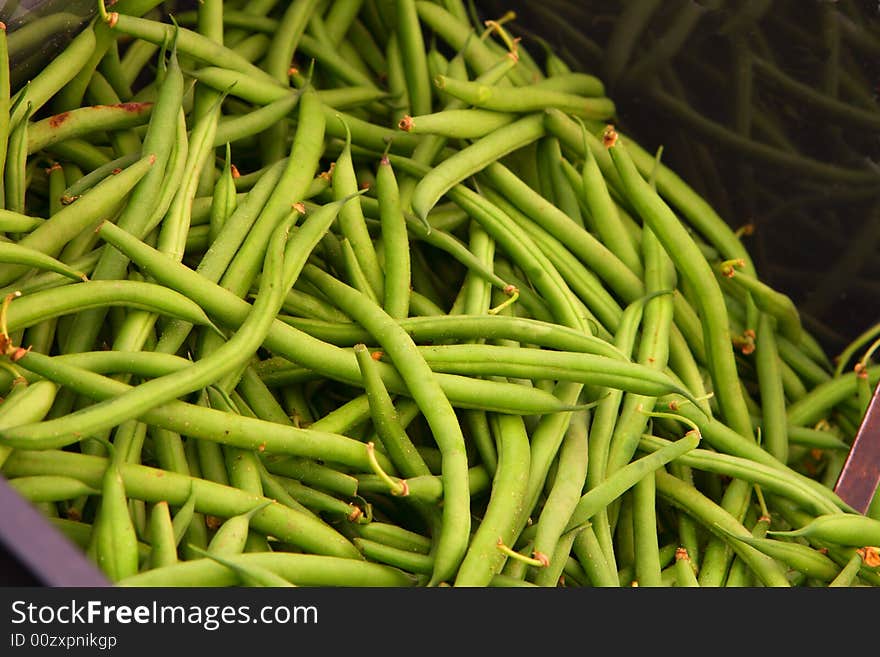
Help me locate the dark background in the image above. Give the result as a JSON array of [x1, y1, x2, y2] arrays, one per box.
[[477, 0, 880, 355]]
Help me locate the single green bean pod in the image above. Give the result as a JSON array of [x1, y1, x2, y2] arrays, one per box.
[[768, 514, 880, 547]]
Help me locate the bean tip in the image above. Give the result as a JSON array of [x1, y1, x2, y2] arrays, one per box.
[[602, 124, 619, 148], [398, 115, 414, 132]]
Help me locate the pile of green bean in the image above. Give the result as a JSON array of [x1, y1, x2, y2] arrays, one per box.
[[0, 0, 878, 587]]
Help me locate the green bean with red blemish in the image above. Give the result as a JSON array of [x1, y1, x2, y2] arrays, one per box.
[[208, 144, 237, 244], [673, 547, 700, 587], [3, 448, 362, 560], [27, 102, 154, 155]]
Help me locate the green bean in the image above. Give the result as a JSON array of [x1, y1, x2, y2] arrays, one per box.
[[4, 100, 31, 214], [0, 154, 155, 286], [279, 313, 626, 360], [206, 500, 272, 557], [755, 313, 789, 464], [333, 120, 384, 300], [189, 545, 298, 587], [28, 102, 154, 154], [566, 523, 615, 586], [531, 409, 589, 569], [608, 136, 753, 441], [413, 343, 699, 402], [396, 0, 432, 116], [93, 451, 140, 582], [565, 431, 701, 532], [0, 22, 9, 207], [5, 280, 215, 334], [0, 242, 87, 282], [116, 551, 415, 587], [605, 227, 676, 476], [303, 263, 469, 585], [347, 521, 433, 554], [632, 468, 663, 587], [828, 551, 864, 587], [4, 448, 361, 560], [6, 475, 99, 503], [99, 221, 585, 415], [9, 23, 97, 126], [715, 525, 842, 582], [638, 434, 839, 516], [768, 513, 880, 547], [654, 470, 790, 587], [147, 500, 178, 569], [102, 4, 281, 90], [433, 74, 615, 119], [354, 343, 430, 478], [410, 113, 545, 222], [376, 154, 411, 319], [0, 209, 44, 232], [454, 412, 530, 586], [354, 537, 434, 575]]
